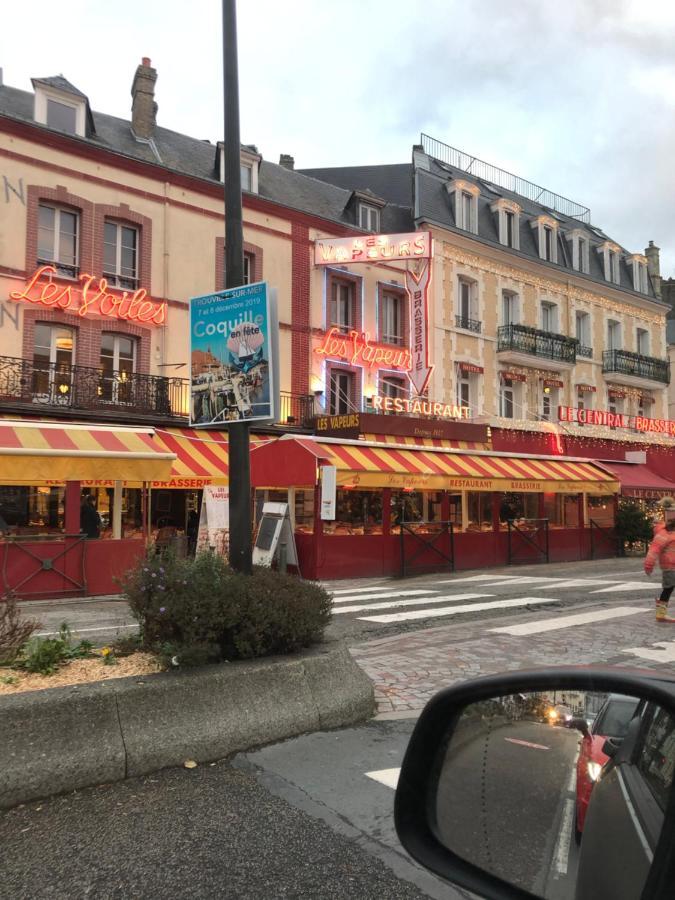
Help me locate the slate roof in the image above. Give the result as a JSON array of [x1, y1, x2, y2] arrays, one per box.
[[298, 164, 413, 208], [31, 75, 89, 100], [0, 80, 413, 234]]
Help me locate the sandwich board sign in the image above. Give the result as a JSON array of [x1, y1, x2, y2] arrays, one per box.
[[253, 502, 298, 568]]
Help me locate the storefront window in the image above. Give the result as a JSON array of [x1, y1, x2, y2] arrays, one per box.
[[588, 495, 614, 527], [543, 493, 580, 528], [294, 490, 314, 534], [499, 492, 539, 529], [467, 492, 492, 532], [324, 489, 382, 535], [0, 486, 65, 533], [447, 493, 462, 527], [390, 491, 423, 526]]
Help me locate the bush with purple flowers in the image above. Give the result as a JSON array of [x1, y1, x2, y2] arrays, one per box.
[[122, 549, 331, 666]]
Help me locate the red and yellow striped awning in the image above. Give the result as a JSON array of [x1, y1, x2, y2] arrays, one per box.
[[362, 434, 489, 451], [319, 441, 619, 494], [0, 421, 175, 482]]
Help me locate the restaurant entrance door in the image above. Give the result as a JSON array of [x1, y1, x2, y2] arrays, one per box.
[[399, 520, 455, 578]]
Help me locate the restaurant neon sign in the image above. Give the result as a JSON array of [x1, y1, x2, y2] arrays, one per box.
[[314, 232, 431, 266], [10, 265, 167, 326], [314, 327, 412, 371], [559, 405, 675, 435], [372, 395, 469, 419]]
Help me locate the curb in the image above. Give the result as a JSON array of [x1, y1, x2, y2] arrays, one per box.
[[0, 641, 375, 810]]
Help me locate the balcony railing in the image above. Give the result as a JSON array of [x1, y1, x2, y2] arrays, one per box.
[[455, 315, 482, 334], [602, 349, 670, 385], [577, 345, 593, 359], [0, 356, 189, 420], [277, 392, 315, 427], [497, 324, 577, 364]]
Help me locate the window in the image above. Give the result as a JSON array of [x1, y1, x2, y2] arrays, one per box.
[[104, 222, 139, 289], [32, 323, 75, 400], [461, 192, 473, 231], [37, 204, 79, 277], [381, 292, 403, 345], [500, 378, 516, 418], [608, 392, 624, 419], [541, 385, 558, 422], [600, 243, 621, 284], [575, 311, 592, 356], [533, 217, 558, 263], [456, 371, 471, 411], [504, 211, 515, 248], [100, 333, 136, 403], [541, 301, 558, 333], [46, 98, 77, 134], [569, 232, 590, 273], [359, 204, 380, 232], [636, 706, 675, 812], [577, 387, 594, 412], [381, 375, 407, 400], [458, 279, 475, 322], [544, 226, 554, 262], [491, 199, 521, 249], [502, 291, 519, 326], [243, 253, 252, 285], [450, 180, 480, 234], [607, 319, 622, 351], [329, 279, 354, 332], [329, 369, 354, 415], [240, 164, 252, 192], [636, 327, 650, 356], [630, 259, 649, 294]]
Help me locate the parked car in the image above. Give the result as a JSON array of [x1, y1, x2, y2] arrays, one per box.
[[574, 692, 640, 840]]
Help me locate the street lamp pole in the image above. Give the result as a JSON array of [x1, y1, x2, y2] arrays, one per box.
[[222, 0, 252, 574]]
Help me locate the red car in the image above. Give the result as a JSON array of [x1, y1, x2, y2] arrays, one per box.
[[574, 693, 639, 841]]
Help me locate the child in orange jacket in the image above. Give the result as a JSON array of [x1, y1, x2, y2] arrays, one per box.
[[645, 519, 675, 623]]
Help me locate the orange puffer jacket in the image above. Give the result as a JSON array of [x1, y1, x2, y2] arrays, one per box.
[[645, 530, 675, 574]]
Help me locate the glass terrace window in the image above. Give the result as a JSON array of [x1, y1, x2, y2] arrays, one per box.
[[37, 204, 79, 277], [46, 98, 77, 134], [104, 222, 139, 289]]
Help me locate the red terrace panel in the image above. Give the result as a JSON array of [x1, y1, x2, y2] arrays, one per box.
[[250, 438, 327, 488]]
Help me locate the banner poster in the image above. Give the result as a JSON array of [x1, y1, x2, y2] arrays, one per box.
[[196, 485, 230, 556], [189, 281, 278, 425]]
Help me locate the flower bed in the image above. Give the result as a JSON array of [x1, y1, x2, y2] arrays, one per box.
[[0, 651, 164, 695]]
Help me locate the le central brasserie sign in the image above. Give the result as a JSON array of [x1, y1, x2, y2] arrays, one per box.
[[559, 405, 675, 436]]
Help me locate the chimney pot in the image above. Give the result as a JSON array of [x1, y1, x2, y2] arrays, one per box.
[[645, 240, 662, 300], [279, 153, 294, 170], [131, 59, 158, 141]]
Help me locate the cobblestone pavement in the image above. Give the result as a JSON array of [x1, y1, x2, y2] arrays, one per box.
[[350, 590, 675, 715]]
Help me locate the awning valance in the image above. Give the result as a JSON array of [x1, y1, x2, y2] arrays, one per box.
[[595, 462, 675, 500], [0, 421, 175, 482], [319, 442, 619, 494]]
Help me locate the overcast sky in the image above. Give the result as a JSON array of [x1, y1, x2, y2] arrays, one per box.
[[4, 0, 675, 277]]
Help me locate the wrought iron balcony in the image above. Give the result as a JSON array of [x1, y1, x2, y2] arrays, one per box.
[[277, 392, 315, 428], [577, 345, 593, 359], [455, 315, 482, 334], [497, 324, 577, 364], [602, 349, 670, 385], [0, 356, 189, 421]]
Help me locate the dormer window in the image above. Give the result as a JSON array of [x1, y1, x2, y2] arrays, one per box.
[[446, 179, 480, 234], [490, 199, 521, 249], [598, 241, 621, 285], [531, 215, 558, 264], [359, 203, 380, 232], [32, 76, 91, 138], [567, 229, 590, 274], [627, 254, 649, 293], [218, 143, 261, 194]]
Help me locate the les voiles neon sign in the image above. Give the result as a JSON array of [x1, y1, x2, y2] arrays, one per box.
[[10, 266, 167, 326]]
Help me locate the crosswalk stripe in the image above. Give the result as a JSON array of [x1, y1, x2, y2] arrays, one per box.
[[330, 585, 394, 596], [331, 589, 437, 604], [489, 606, 646, 636], [591, 582, 656, 594], [332, 592, 493, 615], [529, 579, 617, 590], [365, 768, 400, 789], [358, 596, 561, 624], [435, 574, 521, 584], [621, 640, 675, 663]]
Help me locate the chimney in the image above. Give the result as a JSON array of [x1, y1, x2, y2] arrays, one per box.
[[279, 153, 294, 170], [131, 57, 157, 140], [645, 240, 661, 300]]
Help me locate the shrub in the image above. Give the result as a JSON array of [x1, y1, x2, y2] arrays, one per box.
[[123, 550, 331, 665], [20, 623, 95, 675], [0, 594, 41, 666], [616, 500, 653, 549]]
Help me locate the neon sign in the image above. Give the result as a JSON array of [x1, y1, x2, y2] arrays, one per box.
[[372, 395, 469, 419], [314, 231, 432, 266], [559, 405, 675, 435], [314, 327, 412, 371], [10, 266, 167, 326]]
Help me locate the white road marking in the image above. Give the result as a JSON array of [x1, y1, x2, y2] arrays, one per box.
[[504, 737, 550, 751], [490, 606, 646, 636], [333, 592, 493, 614], [35, 623, 137, 637], [531, 578, 617, 590], [365, 768, 400, 789], [435, 574, 522, 584], [438, 575, 564, 587], [590, 581, 656, 594], [552, 770, 577, 878], [621, 640, 675, 663], [330, 585, 396, 596], [331, 589, 437, 604], [359, 597, 561, 624]]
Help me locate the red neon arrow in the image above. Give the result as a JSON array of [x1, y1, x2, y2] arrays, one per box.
[[405, 261, 433, 397]]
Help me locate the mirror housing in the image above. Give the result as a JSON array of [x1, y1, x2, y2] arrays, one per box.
[[395, 667, 675, 900], [569, 715, 591, 738], [602, 735, 622, 758]]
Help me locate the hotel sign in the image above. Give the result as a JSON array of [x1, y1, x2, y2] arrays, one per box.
[[559, 405, 675, 436], [314, 232, 432, 266], [10, 265, 166, 325]]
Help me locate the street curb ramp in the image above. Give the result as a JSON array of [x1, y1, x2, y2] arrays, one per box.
[[0, 641, 375, 809]]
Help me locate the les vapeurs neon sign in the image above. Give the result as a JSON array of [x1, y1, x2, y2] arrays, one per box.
[[314, 327, 412, 371], [10, 265, 167, 326]]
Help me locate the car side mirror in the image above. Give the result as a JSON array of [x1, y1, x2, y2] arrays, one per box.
[[602, 735, 622, 758], [395, 668, 675, 900], [569, 716, 590, 738]]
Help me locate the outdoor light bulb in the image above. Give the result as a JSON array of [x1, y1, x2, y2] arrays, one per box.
[[59, 383, 69, 394]]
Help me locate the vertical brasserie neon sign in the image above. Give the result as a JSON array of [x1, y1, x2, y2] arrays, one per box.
[[313, 231, 433, 395]]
